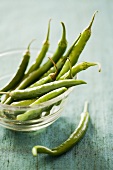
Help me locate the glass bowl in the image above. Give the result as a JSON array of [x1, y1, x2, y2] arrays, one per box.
[[0, 49, 74, 131]]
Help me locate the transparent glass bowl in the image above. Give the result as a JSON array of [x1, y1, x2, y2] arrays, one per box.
[[0, 49, 74, 131]]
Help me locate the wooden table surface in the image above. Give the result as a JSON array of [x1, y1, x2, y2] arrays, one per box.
[[0, 0, 113, 170]]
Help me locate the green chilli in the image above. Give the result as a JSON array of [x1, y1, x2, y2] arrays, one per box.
[[0, 40, 34, 92], [60, 61, 101, 80], [32, 101, 90, 156], [9, 79, 86, 100], [25, 19, 51, 77]]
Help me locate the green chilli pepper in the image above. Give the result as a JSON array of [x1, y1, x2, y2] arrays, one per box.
[[17, 22, 67, 89], [0, 40, 34, 92], [56, 12, 97, 80], [25, 19, 51, 77], [60, 61, 101, 80], [32, 101, 90, 156], [9, 79, 86, 100], [16, 87, 67, 121]]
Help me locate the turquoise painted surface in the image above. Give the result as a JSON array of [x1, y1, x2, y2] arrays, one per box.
[[0, 0, 113, 169]]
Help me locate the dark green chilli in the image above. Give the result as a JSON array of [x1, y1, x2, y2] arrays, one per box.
[[32, 101, 90, 156], [0, 41, 33, 92]]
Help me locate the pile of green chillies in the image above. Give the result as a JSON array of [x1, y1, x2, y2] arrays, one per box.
[[0, 12, 101, 121]]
